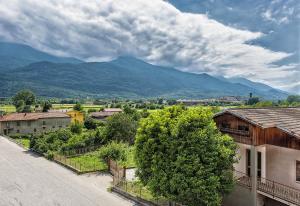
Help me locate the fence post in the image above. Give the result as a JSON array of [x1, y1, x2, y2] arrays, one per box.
[[140, 185, 142, 198], [272, 181, 275, 198]]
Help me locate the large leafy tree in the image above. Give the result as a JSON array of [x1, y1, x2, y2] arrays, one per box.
[[106, 113, 138, 144], [12, 90, 36, 112], [135, 106, 236, 206]]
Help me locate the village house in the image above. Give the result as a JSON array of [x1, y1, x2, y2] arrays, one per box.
[[214, 108, 300, 206], [0, 112, 71, 135], [90, 108, 122, 121]]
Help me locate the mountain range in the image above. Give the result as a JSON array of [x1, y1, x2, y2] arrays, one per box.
[[0, 42, 289, 99]]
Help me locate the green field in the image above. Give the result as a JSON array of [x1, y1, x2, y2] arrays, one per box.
[[0, 105, 16, 113], [52, 104, 103, 112], [0, 104, 104, 113]]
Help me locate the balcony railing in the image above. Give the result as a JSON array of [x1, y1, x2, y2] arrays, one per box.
[[234, 171, 300, 205], [219, 127, 252, 144], [220, 127, 250, 136]]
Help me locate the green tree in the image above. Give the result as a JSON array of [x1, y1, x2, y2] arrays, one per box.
[[84, 117, 102, 130], [98, 141, 128, 162], [42, 101, 52, 112], [73, 103, 83, 111], [12, 90, 36, 112], [247, 97, 260, 105], [287, 95, 300, 104], [135, 106, 237, 206], [106, 113, 138, 144], [70, 122, 83, 134]]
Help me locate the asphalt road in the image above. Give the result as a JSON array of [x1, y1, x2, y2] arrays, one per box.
[[0, 136, 133, 206]]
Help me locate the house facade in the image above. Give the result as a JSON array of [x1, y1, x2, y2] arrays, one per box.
[[0, 112, 71, 135], [214, 108, 300, 206]]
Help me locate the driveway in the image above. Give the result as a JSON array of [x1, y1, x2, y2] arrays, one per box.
[[0, 136, 133, 206]]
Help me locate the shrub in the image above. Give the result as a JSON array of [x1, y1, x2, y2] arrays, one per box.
[[84, 117, 102, 130], [98, 141, 128, 163], [70, 122, 83, 134]]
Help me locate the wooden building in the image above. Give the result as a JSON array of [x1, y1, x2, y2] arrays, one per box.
[[214, 108, 300, 206]]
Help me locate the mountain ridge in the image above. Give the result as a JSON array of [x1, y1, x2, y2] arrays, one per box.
[[0, 42, 289, 99]]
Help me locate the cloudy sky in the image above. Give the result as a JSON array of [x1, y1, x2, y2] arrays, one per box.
[[0, 0, 299, 93]]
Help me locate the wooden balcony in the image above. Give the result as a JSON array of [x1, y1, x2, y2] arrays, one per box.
[[219, 127, 252, 145], [234, 171, 300, 205], [220, 127, 250, 136]]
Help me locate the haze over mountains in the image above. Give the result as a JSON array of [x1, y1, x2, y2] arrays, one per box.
[[0, 42, 289, 99]]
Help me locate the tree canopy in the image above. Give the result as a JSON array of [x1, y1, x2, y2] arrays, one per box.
[[106, 113, 138, 144], [12, 90, 36, 112], [135, 106, 237, 206]]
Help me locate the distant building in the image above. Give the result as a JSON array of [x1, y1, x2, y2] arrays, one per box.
[[66, 110, 84, 124], [214, 108, 300, 206], [0, 112, 71, 135], [90, 108, 122, 121], [177, 96, 243, 106], [103, 108, 123, 113]]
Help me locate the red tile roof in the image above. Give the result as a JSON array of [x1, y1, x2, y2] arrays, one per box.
[[0, 112, 70, 122]]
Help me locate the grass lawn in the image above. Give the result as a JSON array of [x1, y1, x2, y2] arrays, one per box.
[[0, 105, 16, 113], [14, 138, 30, 149], [67, 151, 107, 172], [66, 145, 136, 172]]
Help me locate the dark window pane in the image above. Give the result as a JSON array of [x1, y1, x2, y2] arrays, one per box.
[[297, 161, 300, 182]]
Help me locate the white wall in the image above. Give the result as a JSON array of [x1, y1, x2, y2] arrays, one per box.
[[234, 143, 266, 179], [266, 145, 300, 190]]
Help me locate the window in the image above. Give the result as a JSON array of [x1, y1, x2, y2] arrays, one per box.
[[17, 121, 20, 126], [43, 121, 46, 125], [297, 161, 300, 182], [34, 128, 37, 133], [221, 123, 230, 128], [16, 130, 20, 133], [52, 126, 55, 129], [246, 149, 262, 177], [238, 125, 249, 131], [27, 121, 31, 126]]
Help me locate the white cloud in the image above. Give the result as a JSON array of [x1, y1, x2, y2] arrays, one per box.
[[0, 0, 298, 92]]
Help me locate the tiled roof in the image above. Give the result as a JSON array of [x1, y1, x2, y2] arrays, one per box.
[[215, 107, 300, 138], [90, 111, 116, 118], [0, 112, 70, 122]]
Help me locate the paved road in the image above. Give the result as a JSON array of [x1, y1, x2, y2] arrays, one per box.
[[0, 136, 133, 206]]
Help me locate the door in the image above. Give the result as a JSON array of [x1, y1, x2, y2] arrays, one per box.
[[246, 149, 261, 177]]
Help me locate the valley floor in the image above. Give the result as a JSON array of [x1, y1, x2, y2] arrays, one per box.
[[0, 136, 133, 206]]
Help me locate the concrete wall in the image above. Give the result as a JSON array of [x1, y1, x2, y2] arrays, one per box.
[[235, 143, 266, 179], [266, 145, 300, 190], [0, 117, 71, 135]]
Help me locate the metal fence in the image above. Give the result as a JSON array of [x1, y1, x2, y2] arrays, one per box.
[[234, 170, 300, 205], [114, 179, 184, 206], [53, 154, 105, 173], [61, 144, 102, 157]]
